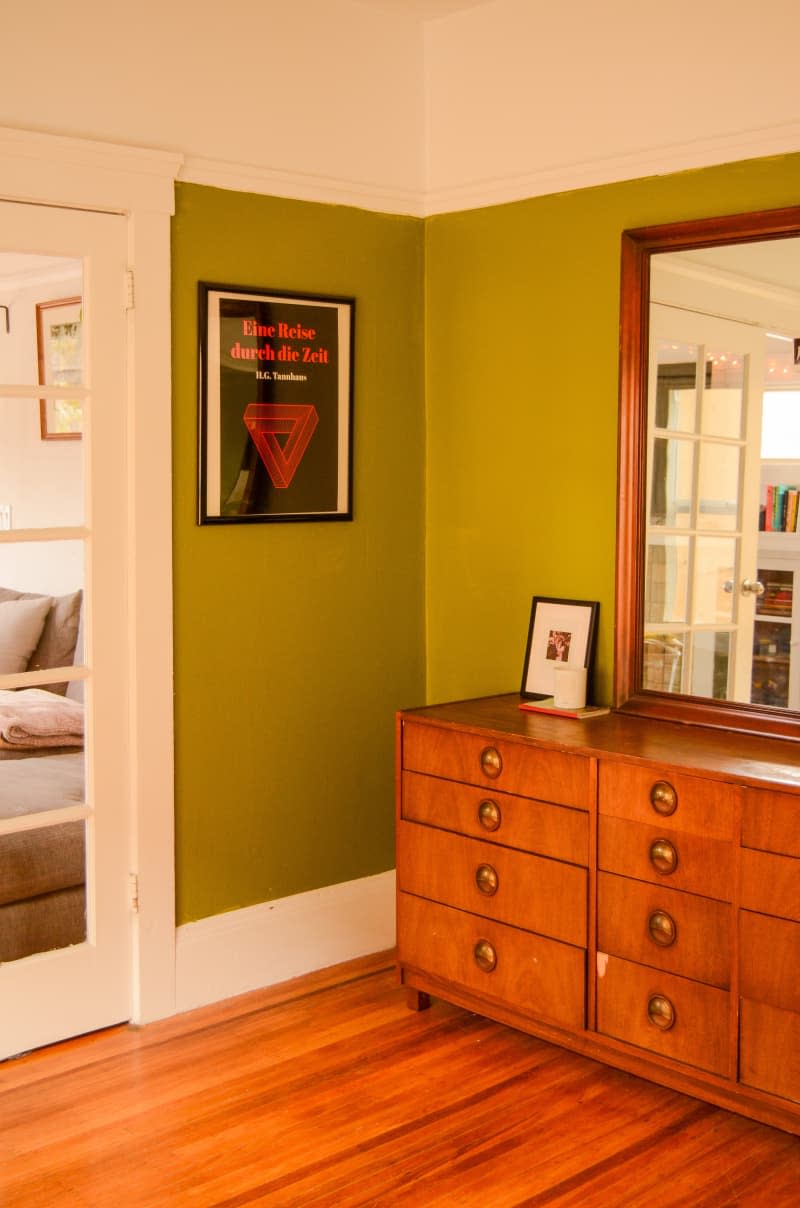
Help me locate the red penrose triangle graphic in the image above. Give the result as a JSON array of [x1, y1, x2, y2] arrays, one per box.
[[243, 403, 319, 489]]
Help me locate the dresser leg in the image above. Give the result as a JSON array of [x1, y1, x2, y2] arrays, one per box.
[[406, 988, 431, 1012]]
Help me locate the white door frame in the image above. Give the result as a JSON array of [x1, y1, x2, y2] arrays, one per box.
[[0, 125, 181, 1023]]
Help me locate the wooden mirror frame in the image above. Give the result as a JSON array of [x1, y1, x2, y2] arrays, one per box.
[[615, 204, 800, 741]]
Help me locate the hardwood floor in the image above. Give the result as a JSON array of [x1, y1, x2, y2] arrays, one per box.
[[2, 952, 798, 1207]]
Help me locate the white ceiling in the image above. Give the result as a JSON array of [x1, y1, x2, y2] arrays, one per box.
[[353, 0, 491, 17]]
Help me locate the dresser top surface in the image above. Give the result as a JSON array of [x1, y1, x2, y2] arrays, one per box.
[[399, 695, 800, 793]]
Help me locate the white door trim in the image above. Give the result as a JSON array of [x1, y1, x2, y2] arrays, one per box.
[[0, 126, 182, 1023]]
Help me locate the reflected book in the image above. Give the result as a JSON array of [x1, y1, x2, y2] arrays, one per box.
[[518, 698, 610, 720]]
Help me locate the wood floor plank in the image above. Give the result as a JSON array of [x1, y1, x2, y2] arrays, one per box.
[[2, 954, 799, 1207]]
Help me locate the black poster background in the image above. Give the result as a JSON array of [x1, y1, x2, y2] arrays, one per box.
[[216, 296, 343, 518]]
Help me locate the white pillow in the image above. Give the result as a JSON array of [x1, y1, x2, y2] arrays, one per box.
[[0, 596, 53, 674]]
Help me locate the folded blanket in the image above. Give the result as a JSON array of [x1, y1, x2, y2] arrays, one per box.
[[0, 688, 84, 748]]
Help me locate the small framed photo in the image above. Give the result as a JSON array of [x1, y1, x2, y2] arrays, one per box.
[[36, 297, 83, 440], [198, 283, 354, 524], [521, 596, 599, 699]]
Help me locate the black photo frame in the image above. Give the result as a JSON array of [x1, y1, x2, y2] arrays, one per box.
[[198, 283, 354, 524], [520, 596, 599, 699]]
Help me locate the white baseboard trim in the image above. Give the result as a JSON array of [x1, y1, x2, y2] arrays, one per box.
[[174, 870, 396, 1014]]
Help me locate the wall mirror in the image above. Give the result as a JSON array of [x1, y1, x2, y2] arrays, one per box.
[[615, 206, 800, 740]]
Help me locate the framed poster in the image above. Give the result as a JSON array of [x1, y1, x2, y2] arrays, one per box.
[[198, 283, 354, 523], [36, 296, 83, 440], [520, 596, 599, 699]]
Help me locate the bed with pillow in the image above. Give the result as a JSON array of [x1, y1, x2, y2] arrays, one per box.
[[0, 587, 86, 962]]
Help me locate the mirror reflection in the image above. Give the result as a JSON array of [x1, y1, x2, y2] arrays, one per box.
[[644, 237, 800, 711], [0, 253, 87, 963]]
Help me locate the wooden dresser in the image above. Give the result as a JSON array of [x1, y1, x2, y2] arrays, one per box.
[[395, 694, 800, 1134]]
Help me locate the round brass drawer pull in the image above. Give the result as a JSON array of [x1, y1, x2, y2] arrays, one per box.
[[648, 910, 677, 947], [649, 838, 678, 875], [475, 863, 499, 896], [477, 798, 501, 831], [650, 780, 677, 817], [647, 994, 676, 1031], [480, 746, 503, 779], [474, 939, 497, 973]]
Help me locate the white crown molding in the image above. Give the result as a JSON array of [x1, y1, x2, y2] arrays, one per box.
[[0, 126, 182, 214], [422, 122, 800, 217], [4, 121, 797, 222], [180, 122, 800, 218], [181, 154, 424, 217]]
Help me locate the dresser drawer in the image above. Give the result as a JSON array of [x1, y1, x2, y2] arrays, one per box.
[[597, 872, 731, 988], [740, 911, 800, 1013], [596, 954, 730, 1077], [598, 814, 732, 901], [402, 770, 589, 865], [740, 999, 800, 1105], [742, 788, 800, 858], [398, 891, 585, 1030], [397, 820, 586, 947], [401, 720, 591, 808], [740, 848, 800, 922], [598, 762, 736, 840]]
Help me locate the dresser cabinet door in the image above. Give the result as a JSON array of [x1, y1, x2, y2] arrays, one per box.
[[740, 1000, 800, 1104], [742, 788, 800, 858], [740, 912, 800, 1013], [740, 849, 800, 922], [397, 892, 585, 1030]]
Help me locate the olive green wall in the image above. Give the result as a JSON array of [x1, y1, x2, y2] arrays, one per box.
[[172, 184, 425, 924], [424, 154, 800, 707], [172, 156, 799, 927]]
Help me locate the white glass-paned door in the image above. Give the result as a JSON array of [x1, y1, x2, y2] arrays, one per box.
[[645, 304, 765, 703], [0, 201, 131, 1058]]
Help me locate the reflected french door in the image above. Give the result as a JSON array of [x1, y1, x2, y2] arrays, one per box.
[[645, 303, 765, 702], [0, 200, 131, 1057]]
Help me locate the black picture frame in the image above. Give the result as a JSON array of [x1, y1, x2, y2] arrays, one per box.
[[198, 282, 354, 524], [520, 596, 599, 699]]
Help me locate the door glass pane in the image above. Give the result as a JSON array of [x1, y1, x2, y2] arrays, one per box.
[[643, 631, 685, 692], [693, 536, 736, 625], [690, 630, 731, 699], [0, 256, 83, 391], [0, 815, 86, 961], [654, 344, 698, 431], [0, 398, 84, 528], [0, 540, 84, 682], [645, 535, 689, 623], [650, 438, 694, 527], [702, 352, 744, 438], [697, 442, 740, 531]]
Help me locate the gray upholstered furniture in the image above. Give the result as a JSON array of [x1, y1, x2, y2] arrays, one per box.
[[0, 587, 85, 963]]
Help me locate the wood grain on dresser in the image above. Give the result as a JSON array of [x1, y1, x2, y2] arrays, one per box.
[[396, 693, 800, 1136]]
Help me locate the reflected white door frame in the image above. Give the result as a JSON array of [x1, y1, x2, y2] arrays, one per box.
[[0, 126, 181, 1025]]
